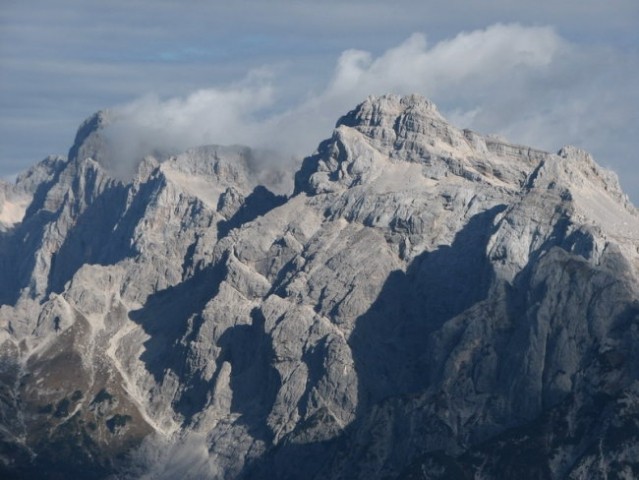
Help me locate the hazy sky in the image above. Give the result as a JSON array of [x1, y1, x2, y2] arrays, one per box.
[[1, 1, 638, 202]]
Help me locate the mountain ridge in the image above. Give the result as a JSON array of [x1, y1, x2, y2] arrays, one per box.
[[0, 94, 638, 479]]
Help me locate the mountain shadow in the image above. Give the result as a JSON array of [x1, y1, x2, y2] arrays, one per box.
[[0, 160, 65, 305], [349, 205, 506, 409], [47, 183, 131, 294], [47, 177, 165, 294], [241, 205, 507, 479], [214, 308, 281, 441], [217, 185, 287, 239], [129, 258, 280, 435], [0, 208, 57, 305], [129, 258, 228, 391]]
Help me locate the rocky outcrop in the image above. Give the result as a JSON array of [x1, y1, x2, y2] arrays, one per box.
[[0, 94, 637, 479]]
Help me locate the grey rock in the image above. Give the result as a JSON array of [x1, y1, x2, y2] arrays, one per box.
[[0, 94, 638, 479]]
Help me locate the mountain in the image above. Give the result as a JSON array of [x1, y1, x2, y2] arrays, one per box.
[[0, 94, 638, 479]]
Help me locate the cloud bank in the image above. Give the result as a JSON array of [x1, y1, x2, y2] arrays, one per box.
[[101, 23, 638, 199]]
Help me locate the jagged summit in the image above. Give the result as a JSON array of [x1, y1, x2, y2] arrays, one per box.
[[1, 95, 638, 479], [296, 95, 637, 261], [298, 94, 544, 195], [68, 110, 111, 163], [308, 95, 631, 199], [336, 93, 442, 129], [64, 94, 635, 217]]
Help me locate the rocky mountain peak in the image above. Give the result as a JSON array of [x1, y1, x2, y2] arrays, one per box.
[[336, 93, 442, 129], [296, 94, 539, 197], [68, 110, 111, 164], [1, 95, 638, 480], [333, 94, 461, 159], [556, 145, 632, 205]]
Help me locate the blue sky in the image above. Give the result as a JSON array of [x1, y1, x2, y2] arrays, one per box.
[[1, 0, 638, 201]]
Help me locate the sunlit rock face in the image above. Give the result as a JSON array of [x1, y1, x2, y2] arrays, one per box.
[[0, 94, 638, 479]]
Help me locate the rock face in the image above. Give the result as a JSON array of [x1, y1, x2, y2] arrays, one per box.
[[0, 94, 638, 479]]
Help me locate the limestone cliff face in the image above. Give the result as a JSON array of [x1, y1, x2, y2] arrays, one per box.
[[0, 95, 638, 479]]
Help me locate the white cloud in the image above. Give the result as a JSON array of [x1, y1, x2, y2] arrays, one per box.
[[118, 432, 221, 480], [99, 23, 638, 201], [325, 24, 561, 99], [104, 24, 564, 157], [103, 81, 274, 162], [3, 2, 638, 203]]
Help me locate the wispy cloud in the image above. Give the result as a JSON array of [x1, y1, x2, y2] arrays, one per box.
[[105, 24, 564, 155], [118, 432, 221, 480], [1, 2, 638, 201], [97, 23, 638, 201]]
